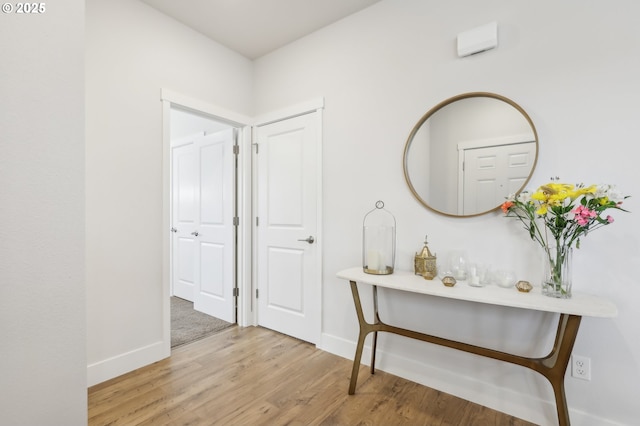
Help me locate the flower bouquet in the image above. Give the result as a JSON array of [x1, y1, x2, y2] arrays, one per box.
[[501, 180, 629, 298]]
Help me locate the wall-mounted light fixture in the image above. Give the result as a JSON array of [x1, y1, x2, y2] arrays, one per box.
[[457, 21, 498, 57]]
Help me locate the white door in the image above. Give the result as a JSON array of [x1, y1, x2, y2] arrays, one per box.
[[171, 129, 236, 323], [193, 130, 236, 322], [255, 112, 321, 344], [462, 141, 536, 214], [171, 136, 198, 301]]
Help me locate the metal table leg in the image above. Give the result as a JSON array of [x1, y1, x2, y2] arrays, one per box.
[[347, 280, 581, 426]]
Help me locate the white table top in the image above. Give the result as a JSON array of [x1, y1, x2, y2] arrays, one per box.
[[337, 267, 618, 318]]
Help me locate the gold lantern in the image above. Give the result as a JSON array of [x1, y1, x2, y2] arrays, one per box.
[[414, 235, 437, 280]]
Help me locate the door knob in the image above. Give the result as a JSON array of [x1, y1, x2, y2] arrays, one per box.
[[297, 235, 315, 244], [191, 231, 199, 237], [170, 227, 177, 233]]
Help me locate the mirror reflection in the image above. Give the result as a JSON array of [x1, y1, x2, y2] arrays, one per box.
[[403, 93, 538, 217]]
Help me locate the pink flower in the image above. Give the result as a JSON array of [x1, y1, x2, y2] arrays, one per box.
[[607, 215, 614, 223], [573, 205, 597, 226]]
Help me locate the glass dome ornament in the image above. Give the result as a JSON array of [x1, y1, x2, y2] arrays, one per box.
[[362, 200, 396, 275]]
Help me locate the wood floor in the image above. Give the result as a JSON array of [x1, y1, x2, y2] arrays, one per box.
[[88, 326, 536, 425]]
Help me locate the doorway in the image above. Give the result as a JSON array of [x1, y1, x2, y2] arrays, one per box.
[[161, 90, 253, 355], [161, 90, 323, 353], [170, 107, 236, 339]]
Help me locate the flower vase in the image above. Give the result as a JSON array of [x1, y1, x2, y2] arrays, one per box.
[[542, 246, 573, 298]]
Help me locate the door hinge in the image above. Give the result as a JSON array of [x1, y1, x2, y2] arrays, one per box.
[[233, 145, 239, 155], [233, 287, 239, 297], [256, 217, 259, 226], [252, 143, 259, 154], [256, 289, 259, 299], [233, 216, 239, 226]]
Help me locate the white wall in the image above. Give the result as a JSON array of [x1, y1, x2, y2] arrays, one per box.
[[85, 0, 252, 385], [0, 1, 87, 424], [254, 1, 640, 424]]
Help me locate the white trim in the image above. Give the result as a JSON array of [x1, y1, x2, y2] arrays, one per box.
[[161, 88, 252, 126], [161, 100, 172, 356], [314, 108, 324, 343], [457, 148, 465, 215], [254, 97, 325, 126], [249, 127, 259, 327], [87, 340, 165, 387], [457, 132, 535, 151], [237, 125, 254, 327]]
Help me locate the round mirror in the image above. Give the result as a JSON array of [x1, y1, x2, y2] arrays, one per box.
[[403, 92, 538, 217]]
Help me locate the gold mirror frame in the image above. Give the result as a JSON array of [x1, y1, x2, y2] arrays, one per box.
[[403, 92, 539, 217]]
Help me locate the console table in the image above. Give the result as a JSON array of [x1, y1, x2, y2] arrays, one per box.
[[337, 267, 617, 426]]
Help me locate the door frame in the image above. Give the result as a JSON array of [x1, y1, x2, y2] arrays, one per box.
[[252, 98, 324, 341], [161, 91, 324, 354], [161, 89, 253, 355]]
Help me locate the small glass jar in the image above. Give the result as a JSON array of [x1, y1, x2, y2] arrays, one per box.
[[495, 269, 516, 288], [448, 250, 469, 281], [363, 201, 396, 275]]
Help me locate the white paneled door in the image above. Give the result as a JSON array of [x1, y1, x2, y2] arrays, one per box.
[[171, 129, 236, 323], [256, 112, 321, 344], [462, 141, 536, 215], [171, 137, 198, 301]]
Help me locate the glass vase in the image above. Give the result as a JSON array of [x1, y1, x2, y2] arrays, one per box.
[[362, 201, 396, 275], [542, 245, 572, 298]]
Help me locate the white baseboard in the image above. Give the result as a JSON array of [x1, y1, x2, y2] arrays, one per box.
[[318, 332, 621, 426], [87, 340, 169, 387]]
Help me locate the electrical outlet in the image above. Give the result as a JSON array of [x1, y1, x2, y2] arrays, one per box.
[[571, 355, 591, 381]]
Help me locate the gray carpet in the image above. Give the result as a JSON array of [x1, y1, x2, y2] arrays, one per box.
[[171, 297, 234, 348]]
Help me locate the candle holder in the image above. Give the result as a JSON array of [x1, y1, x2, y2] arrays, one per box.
[[448, 250, 469, 281], [363, 201, 396, 275]]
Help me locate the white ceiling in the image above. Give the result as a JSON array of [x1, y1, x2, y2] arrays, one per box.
[[139, 0, 382, 59]]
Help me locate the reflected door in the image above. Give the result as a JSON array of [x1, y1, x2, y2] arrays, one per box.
[[461, 141, 536, 215]]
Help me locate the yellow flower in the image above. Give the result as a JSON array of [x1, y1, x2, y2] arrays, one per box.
[[573, 185, 597, 199], [531, 183, 574, 214], [536, 203, 548, 215], [502, 180, 628, 257]]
